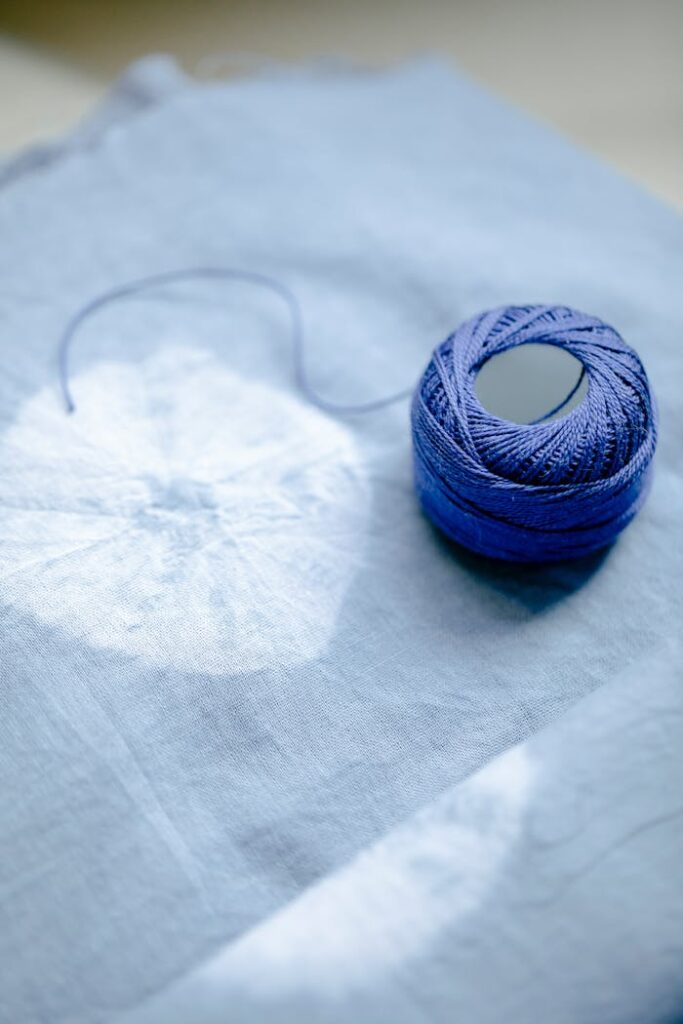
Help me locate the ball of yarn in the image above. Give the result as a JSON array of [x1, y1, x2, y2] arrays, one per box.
[[411, 304, 657, 562]]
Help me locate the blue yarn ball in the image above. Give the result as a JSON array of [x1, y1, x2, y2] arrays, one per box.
[[411, 305, 658, 562]]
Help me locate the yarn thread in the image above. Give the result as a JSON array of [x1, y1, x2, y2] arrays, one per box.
[[57, 275, 657, 563], [57, 267, 412, 416], [412, 304, 657, 562]]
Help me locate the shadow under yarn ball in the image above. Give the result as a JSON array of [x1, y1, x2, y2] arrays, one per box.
[[411, 305, 658, 563]]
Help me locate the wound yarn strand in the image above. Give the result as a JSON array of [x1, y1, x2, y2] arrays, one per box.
[[412, 304, 657, 562]]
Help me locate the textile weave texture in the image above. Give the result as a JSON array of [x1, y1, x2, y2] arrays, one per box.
[[0, 56, 681, 1024]]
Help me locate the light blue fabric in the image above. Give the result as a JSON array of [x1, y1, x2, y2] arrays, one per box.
[[124, 642, 683, 1024], [0, 57, 681, 1024]]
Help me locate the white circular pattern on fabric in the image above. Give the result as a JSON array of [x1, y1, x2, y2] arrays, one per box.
[[0, 348, 369, 674]]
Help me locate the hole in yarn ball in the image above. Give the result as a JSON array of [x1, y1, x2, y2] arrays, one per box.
[[475, 343, 588, 425]]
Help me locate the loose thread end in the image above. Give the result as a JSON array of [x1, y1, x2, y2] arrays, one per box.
[[55, 265, 413, 422], [61, 388, 76, 415]]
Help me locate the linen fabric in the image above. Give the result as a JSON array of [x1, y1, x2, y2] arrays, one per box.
[[0, 56, 681, 1024]]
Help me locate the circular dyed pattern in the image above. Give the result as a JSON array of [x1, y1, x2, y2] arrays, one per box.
[[0, 347, 368, 673]]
